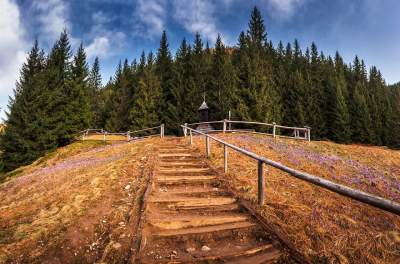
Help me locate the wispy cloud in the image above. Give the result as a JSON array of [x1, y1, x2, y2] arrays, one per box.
[[0, 0, 28, 118], [172, 0, 220, 43], [32, 0, 71, 45], [85, 11, 126, 60], [264, 0, 307, 18], [134, 0, 166, 38]]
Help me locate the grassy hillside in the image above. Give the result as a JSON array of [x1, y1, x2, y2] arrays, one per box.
[[0, 139, 159, 263], [191, 133, 400, 263]]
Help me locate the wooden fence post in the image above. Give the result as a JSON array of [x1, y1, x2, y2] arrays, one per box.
[[190, 130, 193, 145], [224, 145, 228, 173], [305, 127, 311, 141], [206, 136, 210, 158], [273, 122, 276, 138], [184, 123, 188, 137], [127, 131, 130, 141], [160, 124, 165, 138], [223, 119, 227, 133], [103, 132, 106, 142], [258, 161, 265, 206]]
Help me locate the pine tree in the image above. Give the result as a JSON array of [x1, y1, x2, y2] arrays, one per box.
[[349, 56, 373, 143], [156, 31, 178, 133], [247, 6, 267, 47], [208, 35, 238, 120], [129, 53, 161, 130], [0, 41, 45, 170], [40, 30, 74, 147], [243, 7, 282, 125], [330, 52, 351, 142], [69, 43, 91, 132], [88, 57, 103, 127]]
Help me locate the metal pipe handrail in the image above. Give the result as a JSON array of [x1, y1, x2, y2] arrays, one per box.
[[79, 124, 165, 141], [128, 125, 163, 134], [181, 125, 400, 216], [186, 120, 225, 127], [184, 120, 310, 141]]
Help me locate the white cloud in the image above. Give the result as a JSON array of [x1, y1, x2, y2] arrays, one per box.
[[264, 0, 307, 18], [32, 0, 71, 44], [135, 0, 166, 38], [0, 0, 28, 119], [85, 12, 126, 60], [172, 0, 219, 43], [86, 37, 110, 59]]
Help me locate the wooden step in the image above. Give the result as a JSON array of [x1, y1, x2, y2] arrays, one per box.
[[159, 162, 204, 167], [225, 248, 282, 264], [158, 153, 194, 158], [151, 203, 241, 214], [152, 220, 256, 237], [158, 168, 211, 173], [149, 214, 249, 230], [149, 196, 235, 205], [155, 175, 216, 184]]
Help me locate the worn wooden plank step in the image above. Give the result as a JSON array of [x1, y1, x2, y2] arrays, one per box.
[[225, 248, 282, 264], [151, 203, 241, 214], [159, 162, 204, 167], [149, 214, 249, 230], [149, 196, 235, 205], [158, 168, 211, 173], [155, 175, 216, 183], [158, 153, 195, 157], [152, 221, 256, 238]]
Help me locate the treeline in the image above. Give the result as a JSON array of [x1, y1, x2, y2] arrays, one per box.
[[1, 7, 400, 171]]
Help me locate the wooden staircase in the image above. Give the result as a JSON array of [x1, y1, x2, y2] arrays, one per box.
[[137, 138, 293, 263]]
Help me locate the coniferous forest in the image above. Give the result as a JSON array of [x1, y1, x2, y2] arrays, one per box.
[[1, 7, 400, 171]]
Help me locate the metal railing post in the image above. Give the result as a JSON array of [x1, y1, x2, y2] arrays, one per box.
[[223, 119, 227, 133], [206, 136, 210, 158], [160, 124, 165, 138], [184, 123, 188, 137], [190, 129, 193, 145], [305, 127, 311, 141], [273, 122, 276, 138], [258, 161, 265, 206], [224, 145, 228, 173]]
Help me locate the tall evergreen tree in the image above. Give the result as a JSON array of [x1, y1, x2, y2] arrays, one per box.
[[156, 31, 178, 133], [69, 43, 91, 132], [129, 53, 161, 130], [0, 41, 45, 170], [88, 57, 103, 127], [208, 35, 239, 120]]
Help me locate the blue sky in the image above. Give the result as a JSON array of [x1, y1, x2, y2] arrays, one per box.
[[1, 0, 400, 119]]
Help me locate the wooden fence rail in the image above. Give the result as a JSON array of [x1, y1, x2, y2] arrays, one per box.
[[185, 120, 311, 141], [78, 124, 164, 142], [181, 124, 400, 216]]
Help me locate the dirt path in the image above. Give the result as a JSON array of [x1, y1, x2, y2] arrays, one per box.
[[135, 138, 295, 263]]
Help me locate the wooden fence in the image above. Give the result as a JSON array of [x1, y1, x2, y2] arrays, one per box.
[[184, 120, 311, 141], [78, 124, 165, 142], [181, 124, 400, 216]]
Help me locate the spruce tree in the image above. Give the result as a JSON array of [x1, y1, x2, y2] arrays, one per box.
[[88, 57, 103, 127], [208, 35, 239, 120], [129, 53, 161, 130], [0, 41, 45, 170], [40, 30, 74, 147], [156, 31, 178, 133], [330, 52, 351, 142], [69, 43, 91, 132]]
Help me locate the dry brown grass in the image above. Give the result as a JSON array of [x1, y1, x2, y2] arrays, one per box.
[[191, 133, 400, 263], [0, 138, 159, 263]]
